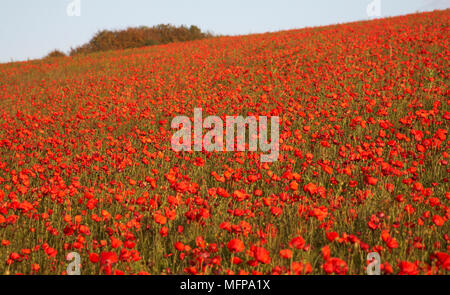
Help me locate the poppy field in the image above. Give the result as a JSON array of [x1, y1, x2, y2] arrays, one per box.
[[0, 10, 449, 275]]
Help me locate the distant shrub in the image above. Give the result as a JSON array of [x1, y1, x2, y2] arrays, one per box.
[[70, 24, 213, 56], [44, 50, 67, 58]]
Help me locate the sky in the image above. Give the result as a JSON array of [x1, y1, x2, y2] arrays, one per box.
[[0, 0, 449, 63]]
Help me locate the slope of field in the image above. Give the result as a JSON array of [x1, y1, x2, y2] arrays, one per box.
[[0, 10, 448, 275]]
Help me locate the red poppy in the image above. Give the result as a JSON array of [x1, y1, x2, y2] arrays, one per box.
[[227, 239, 245, 253], [100, 252, 118, 266], [280, 249, 293, 259], [289, 236, 306, 250]]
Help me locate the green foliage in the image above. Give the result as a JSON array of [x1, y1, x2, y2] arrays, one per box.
[[44, 50, 67, 59]]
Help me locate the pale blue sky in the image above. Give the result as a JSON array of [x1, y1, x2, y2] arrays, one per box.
[[0, 0, 448, 62]]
